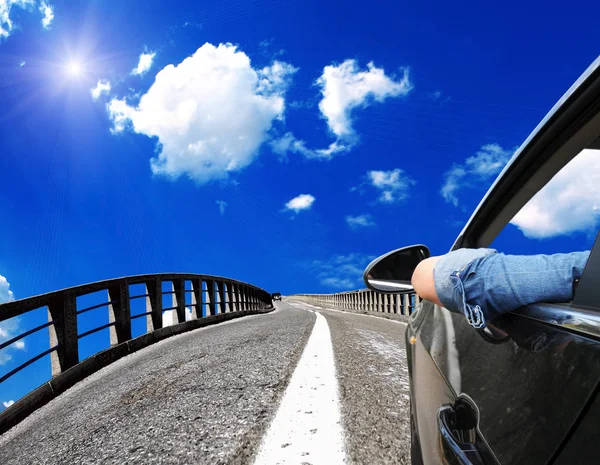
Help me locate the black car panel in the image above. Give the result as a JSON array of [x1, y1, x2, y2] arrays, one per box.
[[553, 385, 600, 465], [410, 298, 600, 464]]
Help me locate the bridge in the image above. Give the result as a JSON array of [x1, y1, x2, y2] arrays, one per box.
[[0, 274, 419, 464]]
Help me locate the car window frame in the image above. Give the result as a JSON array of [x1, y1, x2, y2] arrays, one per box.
[[450, 57, 600, 326], [452, 56, 600, 253]]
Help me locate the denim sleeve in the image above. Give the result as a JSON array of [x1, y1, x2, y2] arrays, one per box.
[[468, 251, 590, 322], [434, 249, 590, 329]]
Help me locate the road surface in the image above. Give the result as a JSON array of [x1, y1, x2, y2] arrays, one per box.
[[0, 299, 411, 464]]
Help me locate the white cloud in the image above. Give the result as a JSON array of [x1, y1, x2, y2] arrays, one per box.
[[216, 200, 227, 215], [1, 0, 33, 39], [511, 149, 600, 238], [2, 400, 14, 408], [39, 0, 52, 29], [269, 132, 347, 160], [0, 274, 14, 303], [362, 168, 416, 204], [109, 43, 295, 184], [346, 214, 375, 229], [311, 253, 375, 289], [0, 315, 26, 365], [316, 59, 412, 139], [284, 194, 315, 213], [0, 1, 53, 39], [441, 143, 513, 207], [256, 60, 297, 95], [271, 60, 412, 161], [0, 275, 26, 365], [90, 80, 111, 100], [131, 51, 156, 76], [321, 277, 356, 289]]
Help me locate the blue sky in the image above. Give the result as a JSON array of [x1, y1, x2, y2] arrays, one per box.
[[1, 0, 600, 405]]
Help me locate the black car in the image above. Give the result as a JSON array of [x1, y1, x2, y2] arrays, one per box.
[[272, 292, 282, 301], [365, 57, 600, 465]]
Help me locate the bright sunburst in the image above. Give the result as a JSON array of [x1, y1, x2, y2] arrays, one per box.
[[66, 61, 83, 78]]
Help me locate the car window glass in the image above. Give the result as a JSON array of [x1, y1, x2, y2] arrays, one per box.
[[490, 148, 600, 255]]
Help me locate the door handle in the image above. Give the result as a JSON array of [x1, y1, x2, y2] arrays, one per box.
[[438, 404, 487, 465]]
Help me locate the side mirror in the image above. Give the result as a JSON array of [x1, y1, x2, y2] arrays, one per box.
[[363, 244, 430, 293]]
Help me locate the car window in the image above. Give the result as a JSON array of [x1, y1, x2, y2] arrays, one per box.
[[489, 148, 600, 256]]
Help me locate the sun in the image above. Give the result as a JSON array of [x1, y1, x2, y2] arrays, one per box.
[[66, 61, 83, 78]]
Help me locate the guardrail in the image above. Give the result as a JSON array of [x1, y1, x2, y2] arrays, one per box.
[[0, 273, 272, 393], [291, 289, 420, 315]]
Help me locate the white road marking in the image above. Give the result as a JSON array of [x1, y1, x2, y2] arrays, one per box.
[[253, 311, 347, 465]]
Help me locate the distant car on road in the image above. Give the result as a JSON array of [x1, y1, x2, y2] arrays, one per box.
[[364, 57, 600, 465], [272, 293, 282, 301]]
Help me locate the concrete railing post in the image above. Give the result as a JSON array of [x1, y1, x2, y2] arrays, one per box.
[[47, 291, 78, 377], [226, 282, 235, 312], [108, 280, 131, 346], [243, 285, 249, 311], [403, 294, 410, 315], [190, 278, 201, 319], [217, 281, 226, 314], [232, 283, 241, 312], [172, 279, 186, 324], [214, 282, 222, 314], [205, 280, 216, 316], [145, 278, 162, 332]]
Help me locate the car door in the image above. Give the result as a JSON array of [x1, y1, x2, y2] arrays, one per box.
[[408, 56, 600, 465]]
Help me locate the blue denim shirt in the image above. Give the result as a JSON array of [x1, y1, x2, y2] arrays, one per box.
[[433, 248, 590, 329]]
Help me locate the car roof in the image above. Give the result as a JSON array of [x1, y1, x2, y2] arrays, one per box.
[[452, 56, 600, 251]]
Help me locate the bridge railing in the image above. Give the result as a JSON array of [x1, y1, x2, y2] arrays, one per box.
[[291, 289, 420, 315], [0, 274, 272, 385]]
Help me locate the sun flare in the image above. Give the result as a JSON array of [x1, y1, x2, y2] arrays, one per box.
[[66, 61, 83, 78]]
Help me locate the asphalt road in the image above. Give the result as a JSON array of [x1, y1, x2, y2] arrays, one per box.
[[288, 300, 411, 465], [0, 300, 411, 464]]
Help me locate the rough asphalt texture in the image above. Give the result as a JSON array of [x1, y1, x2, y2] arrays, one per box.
[[0, 305, 315, 465], [288, 301, 411, 465], [0, 300, 412, 464]]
